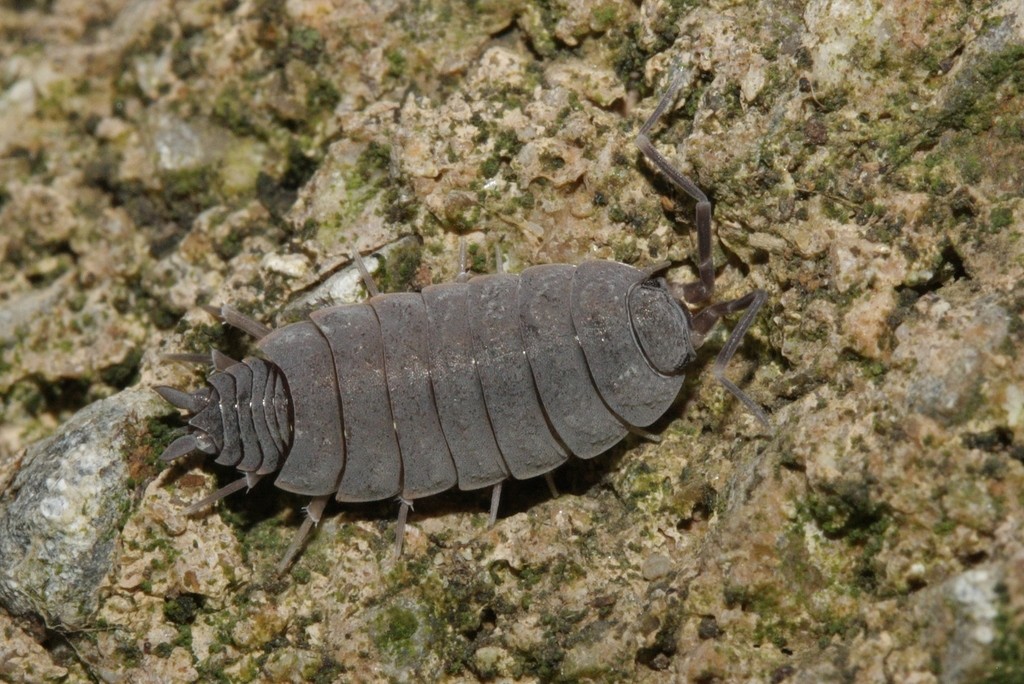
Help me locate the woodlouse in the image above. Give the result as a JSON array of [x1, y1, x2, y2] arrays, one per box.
[[156, 73, 768, 571]]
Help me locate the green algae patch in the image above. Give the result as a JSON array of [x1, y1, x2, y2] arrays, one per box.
[[797, 483, 893, 594], [803, 484, 891, 545], [373, 604, 420, 656], [376, 239, 423, 293], [164, 593, 203, 625]]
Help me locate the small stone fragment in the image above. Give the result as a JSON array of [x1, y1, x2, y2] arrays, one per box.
[[0, 387, 167, 627], [642, 553, 673, 581]]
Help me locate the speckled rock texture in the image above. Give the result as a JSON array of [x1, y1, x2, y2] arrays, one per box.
[[0, 0, 1022, 682], [0, 387, 166, 629]]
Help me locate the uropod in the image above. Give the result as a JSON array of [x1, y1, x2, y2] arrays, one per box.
[[156, 72, 769, 572]]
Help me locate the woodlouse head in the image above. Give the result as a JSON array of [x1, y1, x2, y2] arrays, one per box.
[[627, 276, 697, 376]]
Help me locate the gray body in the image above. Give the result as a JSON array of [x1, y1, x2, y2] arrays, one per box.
[[163, 260, 690, 504]]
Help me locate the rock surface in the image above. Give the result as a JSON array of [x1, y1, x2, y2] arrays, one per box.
[[0, 0, 1022, 682], [0, 388, 166, 629]]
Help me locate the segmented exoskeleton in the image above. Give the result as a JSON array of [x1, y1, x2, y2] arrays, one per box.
[[156, 72, 769, 572]]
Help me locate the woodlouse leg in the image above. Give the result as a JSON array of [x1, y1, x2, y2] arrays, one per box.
[[494, 244, 504, 275], [162, 350, 237, 371], [202, 304, 272, 339], [488, 482, 502, 528], [276, 495, 330, 574], [183, 472, 264, 516], [691, 289, 770, 426], [544, 472, 559, 498], [625, 425, 662, 443], [394, 498, 412, 558], [183, 475, 251, 515], [353, 250, 381, 297], [456, 238, 471, 283], [635, 70, 716, 306]]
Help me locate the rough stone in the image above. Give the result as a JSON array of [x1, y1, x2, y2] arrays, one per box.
[[0, 387, 167, 628]]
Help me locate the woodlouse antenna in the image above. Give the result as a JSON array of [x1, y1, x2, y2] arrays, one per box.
[[637, 69, 769, 426]]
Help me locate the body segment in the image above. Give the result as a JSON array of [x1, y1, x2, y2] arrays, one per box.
[[422, 283, 509, 491], [372, 293, 458, 500], [310, 304, 401, 502], [518, 264, 627, 458], [470, 273, 570, 480], [257, 321, 344, 496]]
